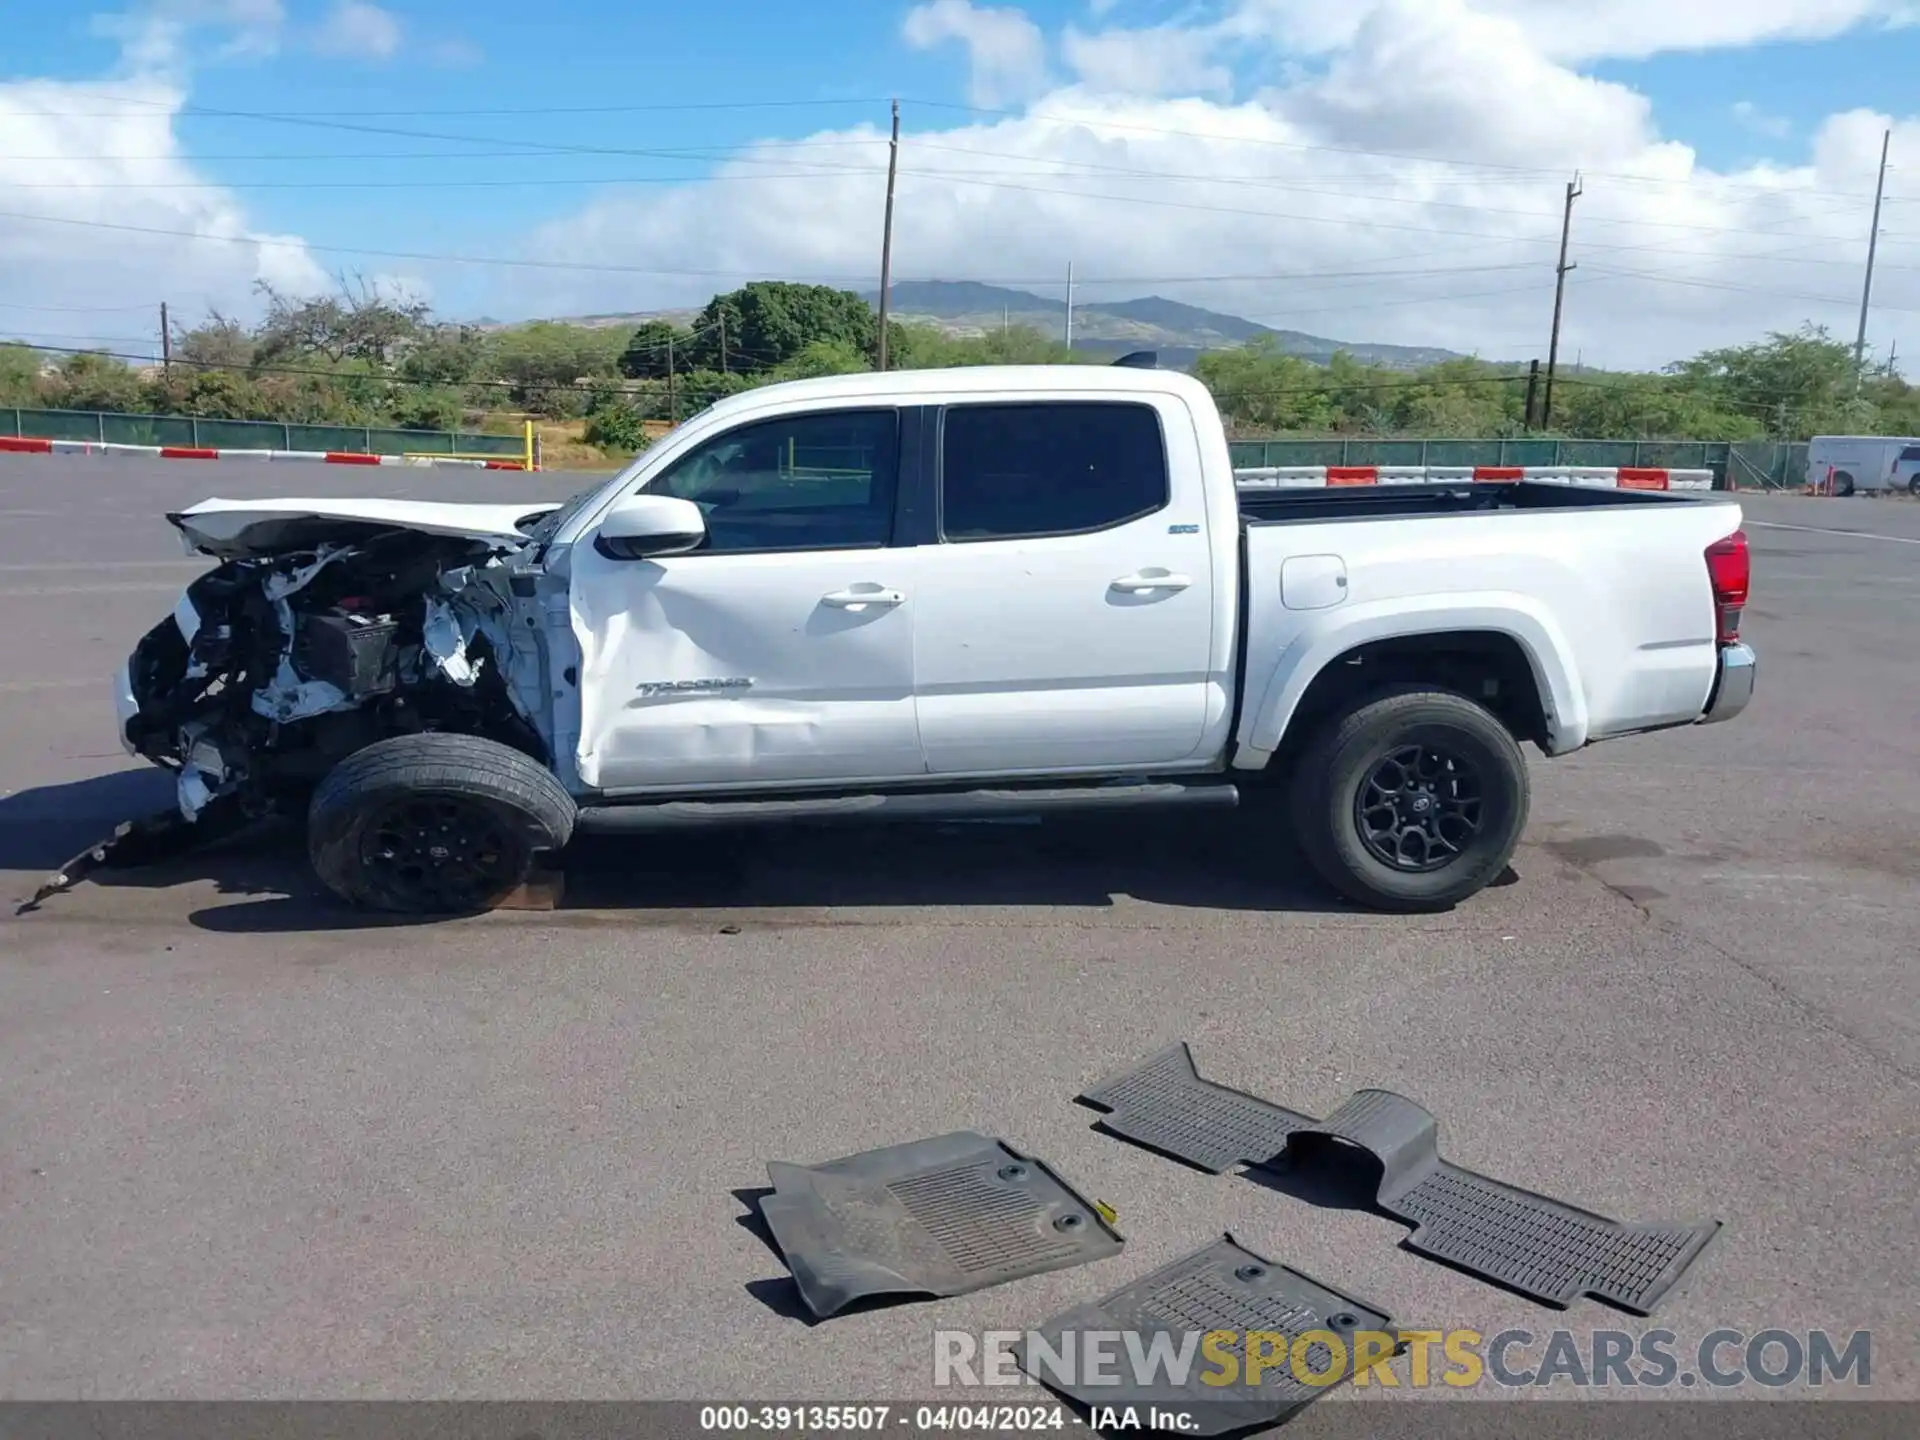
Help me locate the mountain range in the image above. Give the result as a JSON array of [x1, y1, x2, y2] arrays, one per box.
[[523, 281, 1467, 370], [863, 280, 1468, 370]]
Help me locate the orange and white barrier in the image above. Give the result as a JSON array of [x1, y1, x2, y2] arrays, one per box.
[[0, 435, 531, 469], [1234, 464, 1715, 492]]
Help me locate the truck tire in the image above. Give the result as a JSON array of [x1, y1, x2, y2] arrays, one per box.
[[1832, 470, 1856, 497], [1290, 685, 1529, 912], [308, 734, 576, 914]]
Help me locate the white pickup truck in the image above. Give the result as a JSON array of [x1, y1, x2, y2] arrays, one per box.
[[109, 364, 1755, 915]]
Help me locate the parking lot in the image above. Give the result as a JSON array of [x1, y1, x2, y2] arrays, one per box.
[[1, 456, 1916, 1410]]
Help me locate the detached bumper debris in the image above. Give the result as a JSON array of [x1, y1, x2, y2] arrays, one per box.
[[19, 808, 205, 914]]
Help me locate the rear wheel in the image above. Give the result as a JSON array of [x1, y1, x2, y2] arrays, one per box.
[[308, 734, 575, 914], [1290, 685, 1529, 912], [1833, 470, 1856, 497]]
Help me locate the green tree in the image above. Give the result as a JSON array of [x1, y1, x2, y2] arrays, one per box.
[[144, 368, 269, 420], [583, 403, 652, 453], [483, 322, 625, 417], [689, 282, 877, 374], [253, 276, 430, 367], [618, 319, 694, 380], [0, 343, 41, 406], [398, 324, 485, 388], [387, 386, 466, 431], [1666, 325, 1866, 439], [45, 352, 145, 412], [768, 338, 872, 381], [1193, 338, 1338, 434], [171, 314, 255, 370]]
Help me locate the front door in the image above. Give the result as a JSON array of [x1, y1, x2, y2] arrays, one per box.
[[570, 407, 925, 793], [909, 398, 1218, 776]]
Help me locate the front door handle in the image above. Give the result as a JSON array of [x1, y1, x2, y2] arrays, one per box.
[[821, 586, 905, 610], [1111, 571, 1193, 594]]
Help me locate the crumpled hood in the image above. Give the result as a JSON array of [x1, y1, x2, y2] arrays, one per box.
[[168, 496, 562, 559]]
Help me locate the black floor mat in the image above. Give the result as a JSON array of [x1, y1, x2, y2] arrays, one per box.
[[757, 1132, 1123, 1318], [1078, 1044, 1719, 1315], [1018, 1234, 1392, 1437]]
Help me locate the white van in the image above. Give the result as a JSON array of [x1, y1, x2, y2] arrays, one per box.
[[1805, 435, 1920, 495]]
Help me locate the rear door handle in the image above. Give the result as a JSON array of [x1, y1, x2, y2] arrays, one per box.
[[821, 587, 905, 609], [1110, 571, 1192, 594]]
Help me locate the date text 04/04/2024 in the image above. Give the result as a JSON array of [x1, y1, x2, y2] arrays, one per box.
[[698, 1405, 1073, 1432]]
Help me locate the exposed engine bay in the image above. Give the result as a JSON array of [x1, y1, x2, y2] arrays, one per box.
[[122, 529, 549, 828]]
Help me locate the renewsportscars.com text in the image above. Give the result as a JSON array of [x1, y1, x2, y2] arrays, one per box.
[[933, 1327, 1872, 1391]]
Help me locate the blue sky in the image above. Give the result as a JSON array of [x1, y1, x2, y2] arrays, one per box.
[[3, 0, 1919, 367]]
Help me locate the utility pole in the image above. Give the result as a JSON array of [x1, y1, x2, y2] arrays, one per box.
[[1522, 358, 1541, 431], [1853, 127, 1891, 388], [159, 301, 171, 375], [1064, 261, 1075, 349], [1886, 337, 1900, 379], [1542, 172, 1581, 429], [875, 99, 901, 371]]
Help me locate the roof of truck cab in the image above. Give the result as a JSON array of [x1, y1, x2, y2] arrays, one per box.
[[698, 364, 1217, 417]]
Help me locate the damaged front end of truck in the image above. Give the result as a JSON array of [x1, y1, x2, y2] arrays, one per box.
[[25, 497, 564, 911]]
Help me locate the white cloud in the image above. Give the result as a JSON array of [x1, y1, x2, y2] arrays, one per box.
[[903, 0, 1052, 107], [1062, 24, 1233, 97], [1732, 101, 1794, 140], [513, 0, 1920, 372], [9, 0, 1920, 373], [1222, 0, 1920, 63], [312, 0, 404, 61], [0, 75, 328, 351], [91, 0, 288, 72]]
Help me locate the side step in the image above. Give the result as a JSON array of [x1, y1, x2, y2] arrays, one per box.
[[576, 779, 1238, 833]]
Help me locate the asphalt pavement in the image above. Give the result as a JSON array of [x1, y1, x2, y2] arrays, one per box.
[[1, 455, 1915, 1416]]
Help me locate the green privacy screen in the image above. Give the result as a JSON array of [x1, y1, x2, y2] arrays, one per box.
[[3, 409, 523, 457]]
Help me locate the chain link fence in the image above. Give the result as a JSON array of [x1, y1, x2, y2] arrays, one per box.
[[1225, 438, 1811, 489], [2, 408, 527, 458]]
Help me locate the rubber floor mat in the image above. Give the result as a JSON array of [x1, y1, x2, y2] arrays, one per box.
[[758, 1131, 1123, 1318], [1018, 1234, 1392, 1437], [1078, 1045, 1719, 1315]]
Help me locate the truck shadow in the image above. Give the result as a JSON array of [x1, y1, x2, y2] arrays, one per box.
[[0, 770, 1391, 927]]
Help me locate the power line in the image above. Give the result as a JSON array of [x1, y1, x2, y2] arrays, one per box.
[[900, 99, 1918, 202], [22, 88, 1914, 208], [0, 207, 1600, 287], [11, 96, 896, 119]]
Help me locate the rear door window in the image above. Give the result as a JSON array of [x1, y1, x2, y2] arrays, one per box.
[[938, 402, 1169, 542]]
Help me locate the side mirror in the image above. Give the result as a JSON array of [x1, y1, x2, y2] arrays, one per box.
[[595, 493, 707, 560]]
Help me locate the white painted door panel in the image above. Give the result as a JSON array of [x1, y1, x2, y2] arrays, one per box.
[[570, 548, 923, 792], [910, 398, 1218, 775]]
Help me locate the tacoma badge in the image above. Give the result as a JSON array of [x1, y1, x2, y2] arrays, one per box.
[[634, 677, 755, 698]]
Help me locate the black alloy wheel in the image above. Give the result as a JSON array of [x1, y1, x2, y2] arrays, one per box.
[[1353, 742, 1484, 872], [357, 795, 528, 912]]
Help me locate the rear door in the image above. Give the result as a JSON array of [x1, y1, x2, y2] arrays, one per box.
[[570, 406, 926, 793], [907, 397, 1219, 776]]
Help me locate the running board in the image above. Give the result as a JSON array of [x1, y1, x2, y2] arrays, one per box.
[[575, 780, 1238, 832]]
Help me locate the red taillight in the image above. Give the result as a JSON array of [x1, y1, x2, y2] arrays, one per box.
[[1705, 529, 1749, 644]]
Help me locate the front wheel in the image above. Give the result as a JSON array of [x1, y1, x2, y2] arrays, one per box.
[[1290, 686, 1529, 912], [308, 733, 576, 914]]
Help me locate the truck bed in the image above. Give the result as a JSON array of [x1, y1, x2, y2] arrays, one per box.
[[1237, 479, 1722, 527], [1231, 477, 1743, 759]]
